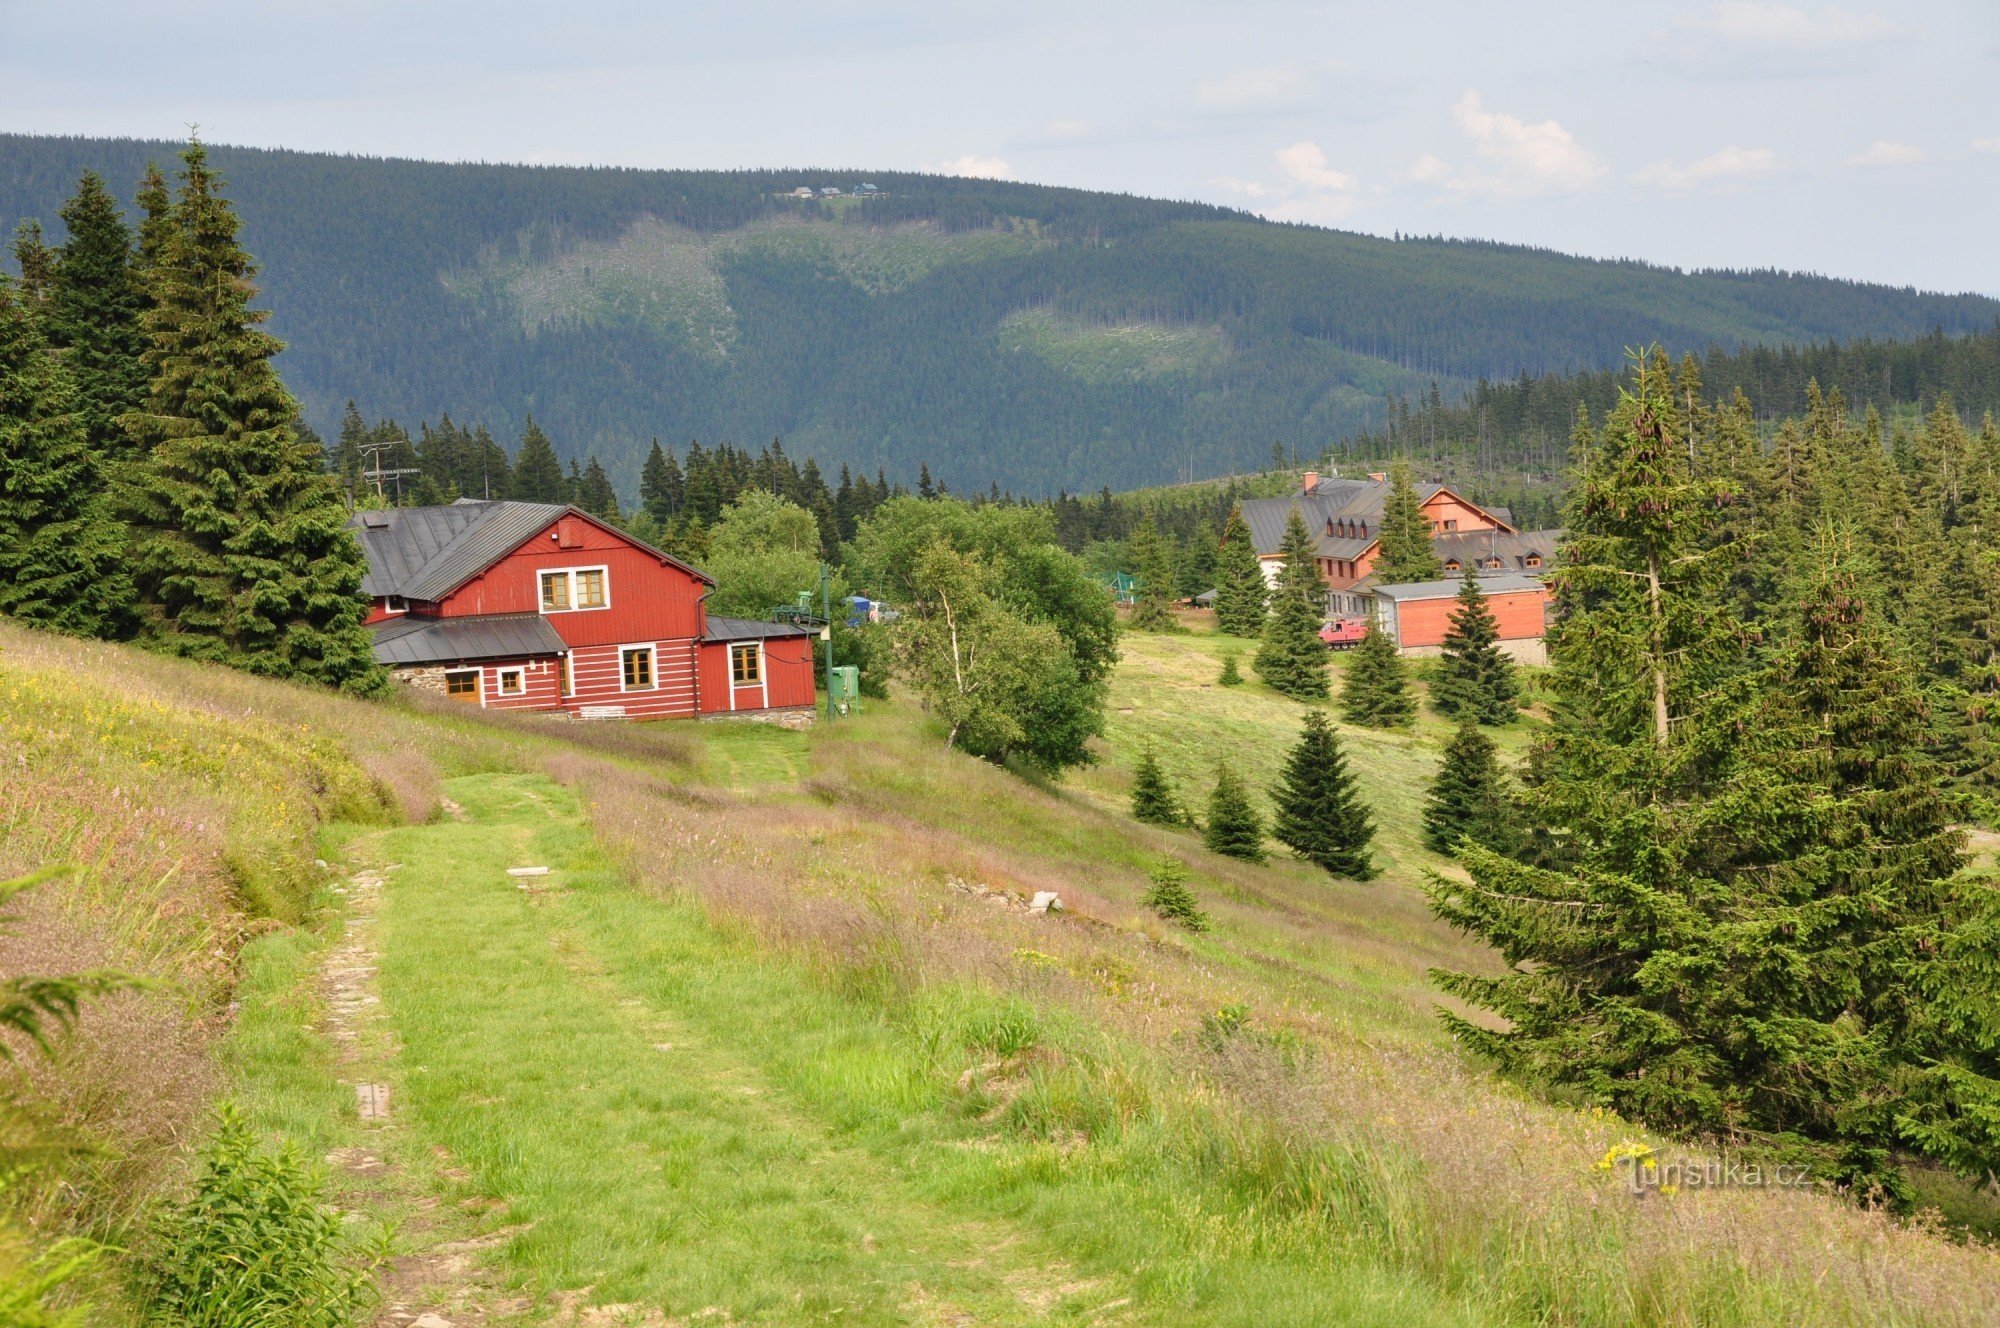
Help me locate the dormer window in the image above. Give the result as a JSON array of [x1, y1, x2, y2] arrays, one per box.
[[1525, 554, 1543, 569], [1444, 560, 1461, 573]]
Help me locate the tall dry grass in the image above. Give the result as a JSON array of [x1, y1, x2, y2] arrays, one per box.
[[545, 714, 2000, 1328], [0, 623, 501, 1235]]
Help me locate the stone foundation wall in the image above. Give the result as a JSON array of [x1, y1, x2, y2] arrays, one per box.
[[393, 664, 459, 696], [1397, 638, 1547, 667], [699, 706, 818, 731]]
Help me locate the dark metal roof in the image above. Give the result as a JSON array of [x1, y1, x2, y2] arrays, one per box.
[[1434, 528, 1562, 574], [703, 615, 819, 642], [346, 499, 714, 603], [1239, 477, 1511, 559], [369, 612, 568, 667], [1374, 572, 1545, 602]]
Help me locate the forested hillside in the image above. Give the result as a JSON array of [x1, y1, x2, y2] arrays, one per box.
[[5, 132, 1997, 494]]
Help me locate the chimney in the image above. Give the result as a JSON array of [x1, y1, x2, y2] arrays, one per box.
[[1367, 471, 1387, 483], [1301, 470, 1319, 494]]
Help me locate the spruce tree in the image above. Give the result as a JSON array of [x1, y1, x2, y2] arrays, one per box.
[[1422, 352, 1779, 1170], [1339, 618, 1414, 727], [510, 416, 565, 502], [0, 280, 134, 637], [47, 172, 148, 457], [1202, 764, 1265, 862], [134, 161, 173, 277], [1218, 653, 1243, 686], [1126, 515, 1178, 631], [1211, 505, 1268, 637], [1130, 746, 1186, 826], [1429, 569, 1519, 724], [640, 439, 682, 523], [10, 222, 53, 304], [1253, 508, 1328, 701], [1143, 858, 1209, 931], [1271, 709, 1376, 878], [1374, 457, 1442, 584], [578, 455, 619, 518], [118, 141, 381, 693], [1422, 717, 1511, 856]]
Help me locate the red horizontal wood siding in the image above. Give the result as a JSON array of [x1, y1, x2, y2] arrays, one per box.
[[562, 639, 698, 719], [433, 515, 707, 648], [697, 636, 817, 714], [479, 658, 563, 711]]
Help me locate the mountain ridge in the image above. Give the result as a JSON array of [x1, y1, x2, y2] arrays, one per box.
[[5, 131, 1996, 494]]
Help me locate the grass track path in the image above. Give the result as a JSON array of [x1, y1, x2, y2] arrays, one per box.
[[365, 772, 1117, 1326]]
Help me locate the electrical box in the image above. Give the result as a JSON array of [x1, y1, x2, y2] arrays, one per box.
[[828, 665, 861, 715]]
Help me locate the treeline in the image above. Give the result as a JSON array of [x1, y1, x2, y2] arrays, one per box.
[[7, 133, 1997, 494], [1334, 324, 2000, 506], [1, 146, 381, 691]]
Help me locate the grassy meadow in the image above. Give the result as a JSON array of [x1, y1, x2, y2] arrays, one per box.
[[3, 616, 1998, 1326]]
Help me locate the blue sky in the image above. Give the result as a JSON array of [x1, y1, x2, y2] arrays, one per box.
[[4, 1, 1996, 293]]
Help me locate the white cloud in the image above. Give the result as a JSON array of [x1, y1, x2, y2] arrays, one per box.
[[1850, 139, 1925, 166], [1633, 145, 1778, 193], [1196, 63, 1321, 111], [1412, 91, 1604, 200], [1971, 137, 2000, 155], [1219, 141, 1361, 225], [929, 154, 1015, 180], [1674, 2, 1898, 51], [1274, 140, 1355, 192]]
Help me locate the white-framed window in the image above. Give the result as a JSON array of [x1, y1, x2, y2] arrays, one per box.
[[621, 645, 655, 691], [383, 595, 409, 615], [730, 641, 763, 686], [539, 565, 610, 614], [496, 667, 525, 697], [558, 653, 572, 696]]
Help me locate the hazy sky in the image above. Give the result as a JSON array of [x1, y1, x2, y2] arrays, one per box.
[[5, 1, 1997, 294]]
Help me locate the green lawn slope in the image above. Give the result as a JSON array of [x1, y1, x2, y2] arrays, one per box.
[[5, 618, 1996, 1325]]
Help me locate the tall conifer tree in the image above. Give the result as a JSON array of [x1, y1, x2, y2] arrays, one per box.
[[1211, 505, 1268, 637], [47, 172, 148, 456], [1340, 618, 1414, 727], [1422, 717, 1511, 856], [510, 416, 565, 502], [1254, 508, 1328, 700], [1429, 569, 1519, 724], [1126, 514, 1178, 631], [0, 280, 133, 637], [118, 141, 381, 692], [1374, 457, 1442, 584], [1271, 709, 1376, 878]]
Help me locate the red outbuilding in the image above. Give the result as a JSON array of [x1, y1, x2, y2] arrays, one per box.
[[1371, 573, 1551, 666], [348, 500, 818, 721]]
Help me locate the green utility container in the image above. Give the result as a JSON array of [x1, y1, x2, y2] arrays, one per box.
[[828, 665, 861, 716]]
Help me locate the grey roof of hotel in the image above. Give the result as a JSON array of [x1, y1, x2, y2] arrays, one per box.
[[703, 615, 818, 642], [1373, 572, 1545, 602], [347, 499, 713, 602], [368, 612, 568, 666], [1239, 475, 1454, 558], [1434, 528, 1561, 573]]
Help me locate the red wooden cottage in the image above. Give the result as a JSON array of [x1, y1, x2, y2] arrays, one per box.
[[348, 500, 817, 720]]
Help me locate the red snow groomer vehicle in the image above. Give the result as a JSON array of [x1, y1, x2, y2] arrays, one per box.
[[1319, 616, 1370, 650]]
